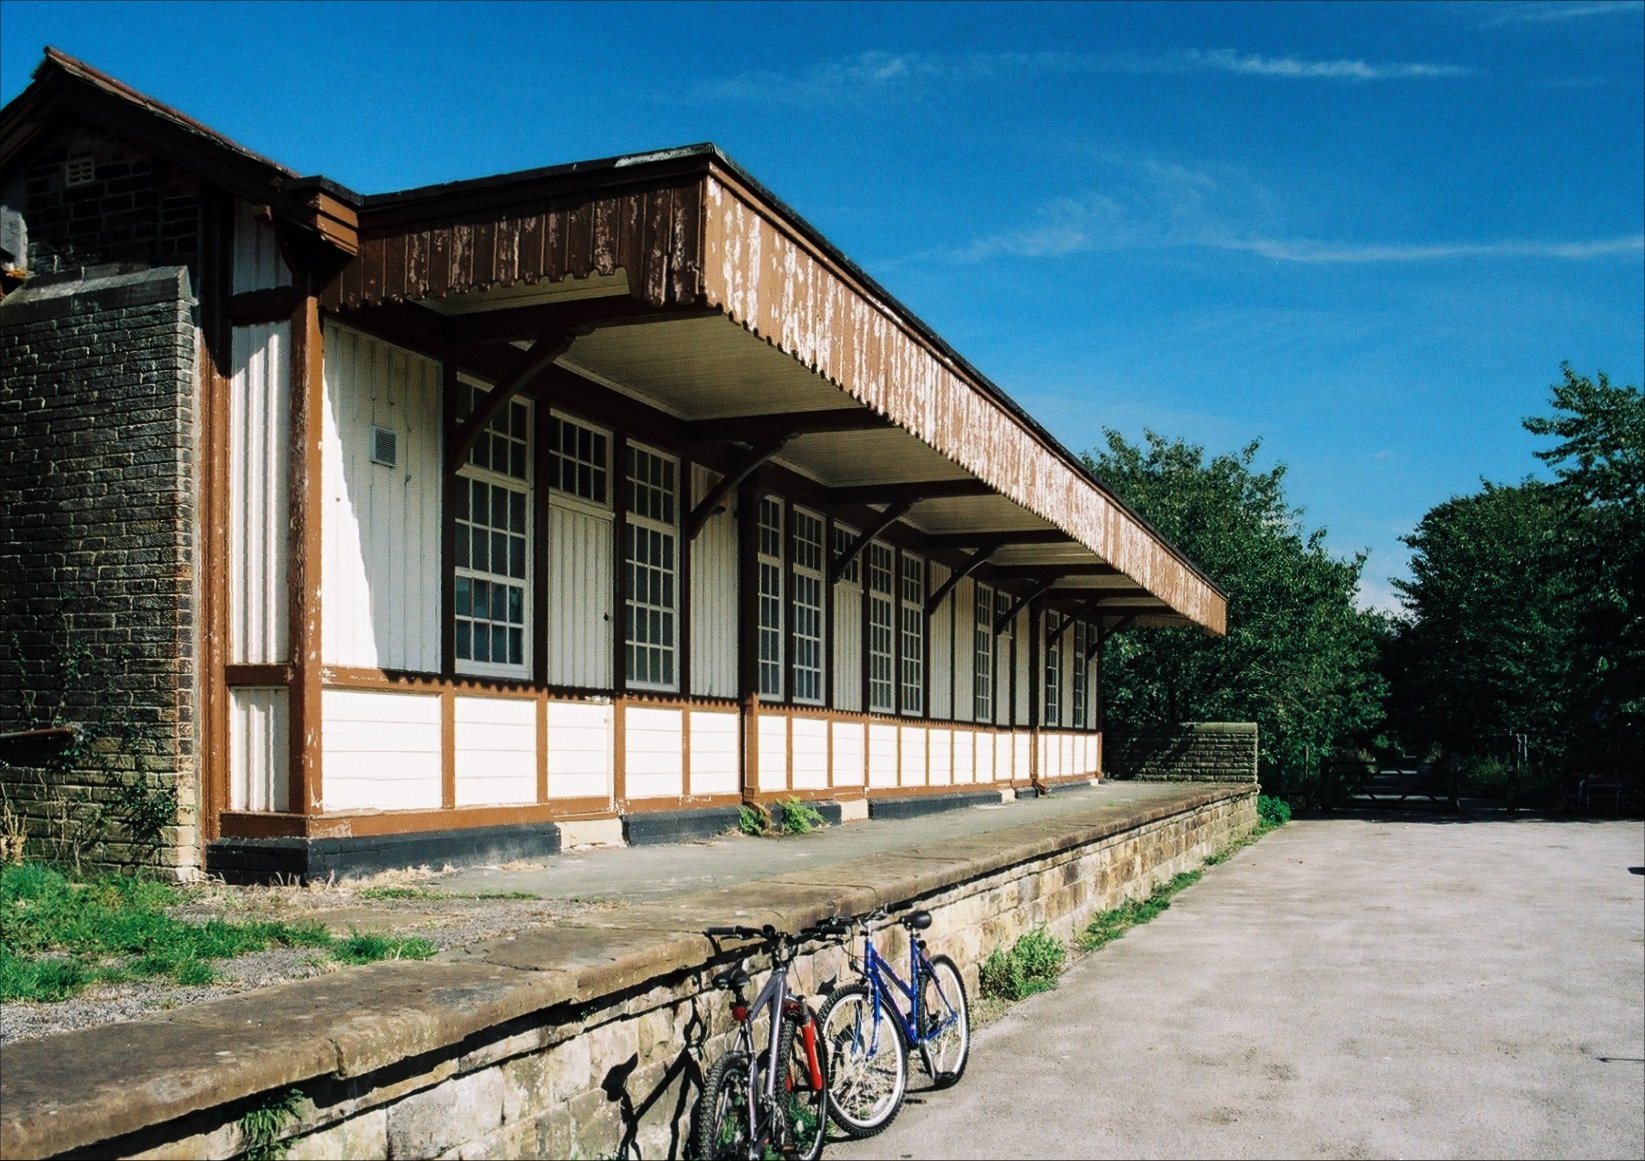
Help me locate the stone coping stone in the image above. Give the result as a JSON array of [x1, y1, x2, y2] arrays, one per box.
[[867, 790, 1003, 821], [0, 783, 1253, 1159]]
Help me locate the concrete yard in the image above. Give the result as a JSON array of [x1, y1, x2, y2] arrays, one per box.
[[830, 811, 1645, 1161]]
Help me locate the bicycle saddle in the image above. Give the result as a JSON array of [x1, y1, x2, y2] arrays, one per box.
[[900, 909, 933, 931], [712, 962, 752, 991]]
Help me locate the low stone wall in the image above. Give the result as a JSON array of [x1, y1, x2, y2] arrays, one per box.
[[0, 785, 1257, 1160], [1106, 722, 1259, 784]]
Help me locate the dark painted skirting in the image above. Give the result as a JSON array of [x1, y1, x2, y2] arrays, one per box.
[[868, 790, 1003, 820], [207, 824, 562, 884], [621, 807, 744, 847]]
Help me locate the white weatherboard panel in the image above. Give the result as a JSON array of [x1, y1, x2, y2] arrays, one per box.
[[900, 724, 927, 787], [976, 729, 996, 782], [232, 199, 291, 293], [690, 468, 738, 698], [791, 717, 828, 790], [952, 577, 974, 723], [831, 721, 865, 787], [548, 503, 614, 688], [322, 689, 441, 811], [832, 582, 862, 713], [546, 701, 613, 801], [929, 727, 952, 786], [229, 322, 290, 664], [322, 325, 441, 672], [625, 706, 684, 799], [1013, 609, 1031, 726], [757, 714, 787, 792], [994, 630, 1013, 728], [454, 696, 537, 806], [995, 732, 1014, 780], [689, 710, 739, 796], [1062, 734, 1075, 775], [1040, 733, 1057, 779], [930, 562, 953, 719], [947, 726, 967, 782], [229, 687, 289, 811], [868, 723, 898, 788], [1014, 732, 1031, 778]]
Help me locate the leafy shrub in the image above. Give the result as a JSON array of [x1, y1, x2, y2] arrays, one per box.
[[773, 798, 825, 835], [737, 803, 769, 836], [1256, 794, 1291, 828], [979, 925, 1066, 1001]]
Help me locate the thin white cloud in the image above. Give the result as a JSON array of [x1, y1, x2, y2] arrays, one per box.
[[1482, 1, 1643, 26], [1217, 234, 1645, 263], [1178, 49, 1475, 81], [691, 46, 1476, 106]]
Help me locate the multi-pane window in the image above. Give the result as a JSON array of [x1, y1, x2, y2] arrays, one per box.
[[548, 415, 609, 506], [757, 497, 784, 699], [866, 542, 895, 713], [625, 444, 677, 688], [454, 384, 530, 676], [1044, 612, 1063, 726], [791, 509, 825, 704], [900, 554, 925, 716], [1072, 621, 1089, 729], [973, 583, 995, 721]]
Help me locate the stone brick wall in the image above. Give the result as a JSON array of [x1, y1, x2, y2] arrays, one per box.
[[0, 265, 199, 873], [16, 122, 201, 277], [41, 787, 1255, 1160], [1105, 721, 1259, 783]]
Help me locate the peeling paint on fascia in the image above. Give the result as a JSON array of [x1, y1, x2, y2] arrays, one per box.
[[613, 148, 707, 168]]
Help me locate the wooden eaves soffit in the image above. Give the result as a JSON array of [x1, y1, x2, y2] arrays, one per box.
[[324, 145, 1225, 635]]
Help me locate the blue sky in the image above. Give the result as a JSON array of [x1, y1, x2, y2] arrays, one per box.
[[4, 1, 1641, 613]]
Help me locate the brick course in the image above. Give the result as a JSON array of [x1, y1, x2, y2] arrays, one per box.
[[0, 265, 199, 873], [1105, 721, 1259, 783]]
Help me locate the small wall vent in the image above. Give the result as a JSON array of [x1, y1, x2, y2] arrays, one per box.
[[64, 153, 96, 188], [369, 425, 399, 467]]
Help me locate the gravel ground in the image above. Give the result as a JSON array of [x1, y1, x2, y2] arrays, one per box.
[[0, 863, 621, 1046]]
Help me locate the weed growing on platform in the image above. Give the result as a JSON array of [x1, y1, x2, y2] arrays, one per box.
[[238, 1087, 304, 1161], [979, 924, 1066, 1002], [1077, 870, 1203, 952], [773, 797, 825, 835], [0, 863, 435, 1002], [737, 803, 769, 836]]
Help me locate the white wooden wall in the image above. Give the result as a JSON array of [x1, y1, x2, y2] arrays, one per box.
[[454, 696, 536, 806], [229, 322, 290, 665], [929, 562, 953, 722], [952, 577, 975, 724], [547, 502, 614, 688], [321, 689, 442, 812], [228, 687, 288, 811], [690, 467, 737, 699], [232, 200, 290, 294], [321, 325, 442, 672], [688, 709, 739, 796]]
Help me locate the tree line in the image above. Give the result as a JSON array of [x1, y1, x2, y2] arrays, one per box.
[[1087, 365, 1643, 807]]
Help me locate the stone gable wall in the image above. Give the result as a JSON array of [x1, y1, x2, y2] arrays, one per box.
[[0, 265, 199, 873], [1106, 721, 1260, 783]]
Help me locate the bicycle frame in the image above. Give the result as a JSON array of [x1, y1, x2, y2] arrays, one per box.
[[854, 918, 960, 1055]]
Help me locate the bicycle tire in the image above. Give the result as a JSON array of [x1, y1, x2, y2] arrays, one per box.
[[776, 1007, 831, 1161], [817, 982, 909, 1138], [692, 1050, 755, 1160], [915, 954, 970, 1088]]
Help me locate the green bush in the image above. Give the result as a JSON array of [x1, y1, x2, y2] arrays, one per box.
[[773, 797, 825, 835], [979, 925, 1066, 1001], [1256, 794, 1291, 828], [737, 803, 769, 836]]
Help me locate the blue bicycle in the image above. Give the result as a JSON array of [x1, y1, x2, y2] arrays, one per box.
[[816, 907, 970, 1139]]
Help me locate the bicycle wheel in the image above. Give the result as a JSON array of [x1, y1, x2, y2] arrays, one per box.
[[693, 1050, 755, 1160], [776, 1008, 831, 1161], [916, 954, 970, 1088], [817, 983, 908, 1138]]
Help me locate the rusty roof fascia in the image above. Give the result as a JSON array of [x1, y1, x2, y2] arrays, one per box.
[[694, 151, 1227, 613]]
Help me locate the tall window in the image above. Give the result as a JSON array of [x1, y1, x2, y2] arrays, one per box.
[[831, 526, 859, 584], [973, 583, 995, 721], [625, 444, 677, 689], [1072, 621, 1089, 729], [866, 542, 895, 713], [454, 384, 530, 677], [791, 509, 825, 704], [757, 496, 784, 699], [900, 553, 925, 715], [996, 591, 1014, 723], [1044, 612, 1063, 726]]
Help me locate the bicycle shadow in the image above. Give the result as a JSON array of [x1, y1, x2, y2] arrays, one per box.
[[601, 1004, 710, 1161]]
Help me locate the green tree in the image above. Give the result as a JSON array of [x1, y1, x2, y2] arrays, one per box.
[[1390, 481, 1574, 772], [1086, 431, 1386, 803], [1522, 366, 1644, 778]]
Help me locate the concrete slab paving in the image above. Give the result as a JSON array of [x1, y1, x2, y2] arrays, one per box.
[[829, 812, 1645, 1161]]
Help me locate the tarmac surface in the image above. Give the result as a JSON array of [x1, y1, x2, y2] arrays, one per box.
[[827, 809, 1645, 1161]]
